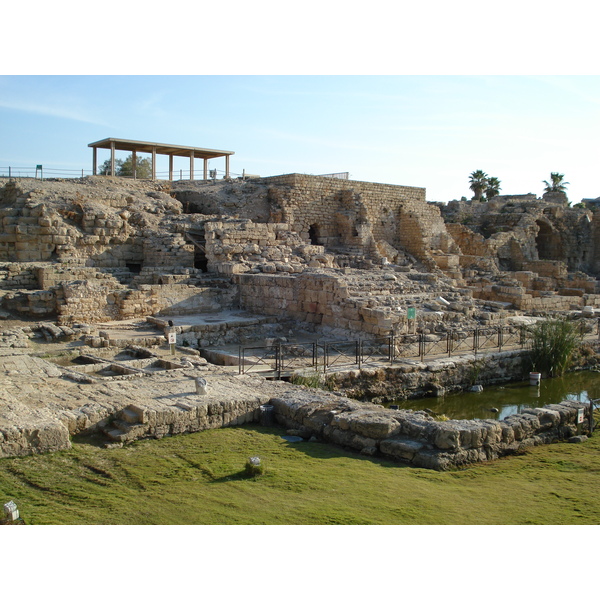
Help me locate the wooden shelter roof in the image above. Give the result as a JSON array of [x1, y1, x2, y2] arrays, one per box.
[[88, 138, 234, 159]]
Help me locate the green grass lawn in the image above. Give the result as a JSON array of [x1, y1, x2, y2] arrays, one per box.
[[1, 424, 599, 525]]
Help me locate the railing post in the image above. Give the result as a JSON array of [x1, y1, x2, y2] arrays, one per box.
[[419, 333, 424, 362], [498, 326, 503, 351], [474, 328, 479, 357], [357, 340, 361, 368], [389, 332, 395, 364], [238, 346, 242, 375]]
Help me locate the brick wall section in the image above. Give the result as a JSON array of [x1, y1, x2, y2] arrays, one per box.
[[142, 235, 195, 270], [55, 281, 235, 325], [0, 262, 42, 289], [521, 260, 567, 278], [235, 271, 403, 336], [260, 174, 455, 260], [204, 220, 313, 275], [0, 191, 145, 267], [36, 265, 126, 290]]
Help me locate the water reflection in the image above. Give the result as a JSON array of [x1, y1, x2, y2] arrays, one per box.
[[392, 370, 600, 421]]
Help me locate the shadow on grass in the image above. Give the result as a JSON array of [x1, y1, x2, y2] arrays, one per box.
[[240, 424, 413, 471], [70, 423, 413, 474], [210, 470, 256, 483], [71, 433, 111, 448]]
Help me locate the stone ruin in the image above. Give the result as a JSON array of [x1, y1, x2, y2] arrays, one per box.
[[0, 173, 598, 467]]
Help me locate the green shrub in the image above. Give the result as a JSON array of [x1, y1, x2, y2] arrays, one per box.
[[290, 372, 334, 391], [526, 318, 582, 378]]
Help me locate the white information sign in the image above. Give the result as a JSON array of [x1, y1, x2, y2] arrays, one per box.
[[577, 408, 585, 424], [168, 332, 176, 345]]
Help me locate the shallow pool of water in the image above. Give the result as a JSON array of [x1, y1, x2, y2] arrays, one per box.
[[391, 370, 600, 420]]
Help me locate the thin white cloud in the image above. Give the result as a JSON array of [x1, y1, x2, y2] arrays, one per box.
[[528, 76, 600, 106], [254, 127, 400, 153], [134, 91, 171, 118], [0, 97, 108, 126], [0, 76, 108, 125]]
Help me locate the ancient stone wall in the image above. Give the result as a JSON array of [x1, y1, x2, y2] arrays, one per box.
[[261, 174, 456, 261], [234, 271, 462, 337], [235, 272, 349, 326], [0, 262, 41, 289], [142, 234, 195, 270], [269, 385, 592, 471], [204, 220, 317, 275]]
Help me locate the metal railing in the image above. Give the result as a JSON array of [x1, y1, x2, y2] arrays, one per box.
[[0, 166, 245, 181], [237, 322, 600, 378], [0, 167, 94, 179], [239, 342, 318, 375]]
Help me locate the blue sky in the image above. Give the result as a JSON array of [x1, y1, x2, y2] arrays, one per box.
[[2, 75, 600, 203], [2, 2, 599, 205]]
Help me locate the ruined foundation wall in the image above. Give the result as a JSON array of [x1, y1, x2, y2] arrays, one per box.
[[235, 272, 408, 336], [262, 174, 454, 260], [204, 220, 318, 275], [269, 385, 592, 471]]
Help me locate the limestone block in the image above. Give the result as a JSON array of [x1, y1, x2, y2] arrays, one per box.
[[380, 437, 424, 460], [332, 410, 400, 440], [432, 421, 463, 450]]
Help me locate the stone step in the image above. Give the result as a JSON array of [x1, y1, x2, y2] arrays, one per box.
[[104, 428, 127, 442], [103, 420, 148, 442], [119, 408, 141, 424]]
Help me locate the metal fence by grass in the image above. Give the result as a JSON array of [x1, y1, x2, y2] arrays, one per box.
[[238, 322, 600, 378]]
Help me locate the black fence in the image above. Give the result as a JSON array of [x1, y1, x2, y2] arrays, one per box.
[[0, 167, 243, 181], [238, 322, 600, 377]]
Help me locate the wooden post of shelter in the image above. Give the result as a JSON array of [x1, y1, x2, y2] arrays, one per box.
[[88, 138, 234, 182], [110, 140, 116, 176]]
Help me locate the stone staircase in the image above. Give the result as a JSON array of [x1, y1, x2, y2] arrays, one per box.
[[103, 406, 148, 443]]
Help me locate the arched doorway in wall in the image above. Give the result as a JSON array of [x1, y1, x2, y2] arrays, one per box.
[[535, 220, 563, 261], [308, 223, 320, 245]]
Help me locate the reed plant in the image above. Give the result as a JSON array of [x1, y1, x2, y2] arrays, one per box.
[[526, 318, 582, 378]]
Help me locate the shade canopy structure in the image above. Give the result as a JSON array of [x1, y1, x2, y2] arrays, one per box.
[[88, 138, 235, 180]]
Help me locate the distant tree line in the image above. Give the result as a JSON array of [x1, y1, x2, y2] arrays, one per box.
[[467, 170, 569, 202], [99, 154, 152, 178]]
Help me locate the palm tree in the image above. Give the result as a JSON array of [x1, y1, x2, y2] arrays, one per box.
[[485, 176, 501, 200], [543, 172, 569, 193], [469, 170, 488, 202]]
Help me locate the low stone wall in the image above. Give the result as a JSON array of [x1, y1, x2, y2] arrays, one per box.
[[235, 271, 406, 336], [0, 415, 70, 458], [327, 350, 526, 402], [102, 397, 264, 443], [0, 391, 71, 458], [268, 386, 592, 470], [0, 262, 42, 289]]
